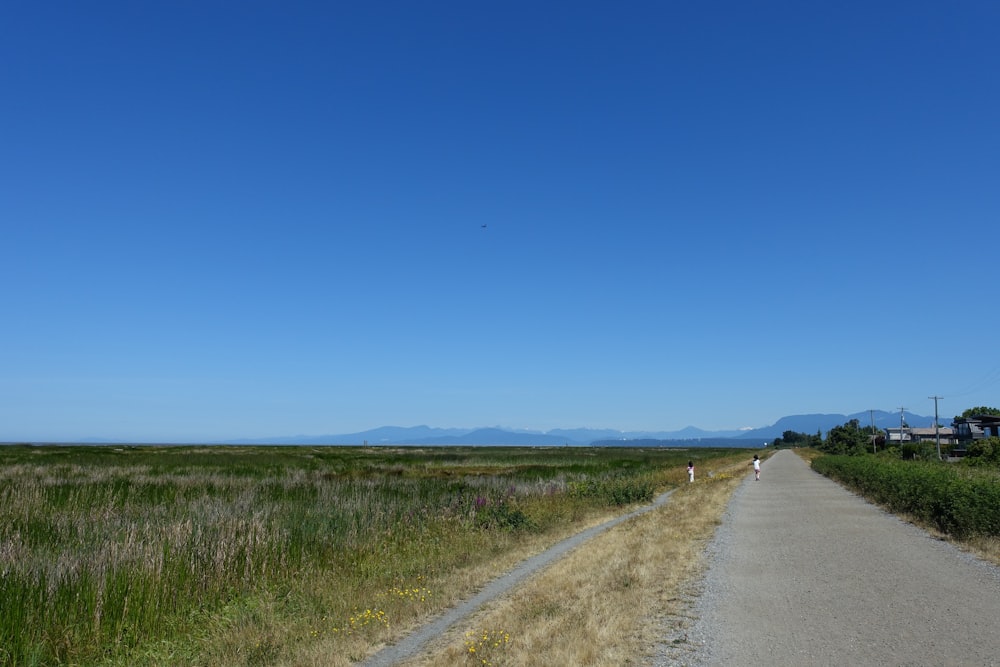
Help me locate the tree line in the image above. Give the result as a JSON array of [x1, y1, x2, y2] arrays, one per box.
[[774, 406, 1000, 464]]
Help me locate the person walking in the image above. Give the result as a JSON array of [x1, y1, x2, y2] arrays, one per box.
[[687, 460, 695, 483], [750, 454, 761, 481]]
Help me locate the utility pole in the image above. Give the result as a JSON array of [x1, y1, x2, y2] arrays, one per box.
[[930, 396, 943, 460], [870, 409, 877, 453], [898, 406, 907, 449]]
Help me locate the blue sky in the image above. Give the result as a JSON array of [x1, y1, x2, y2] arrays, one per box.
[[3, 1, 999, 442]]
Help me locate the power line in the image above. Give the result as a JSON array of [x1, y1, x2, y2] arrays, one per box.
[[943, 365, 1000, 398]]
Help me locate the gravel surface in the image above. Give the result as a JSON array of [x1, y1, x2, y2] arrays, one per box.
[[655, 449, 1000, 666]]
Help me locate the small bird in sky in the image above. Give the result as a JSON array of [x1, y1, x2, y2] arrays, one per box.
[[481, 224, 487, 229]]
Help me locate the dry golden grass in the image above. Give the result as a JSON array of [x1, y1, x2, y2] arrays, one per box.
[[281, 510, 628, 667], [398, 455, 748, 667], [962, 535, 1000, 567], [791, 447, 824, 464]]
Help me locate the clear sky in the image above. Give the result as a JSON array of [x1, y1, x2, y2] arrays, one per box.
[[3, 1, 999, 442]]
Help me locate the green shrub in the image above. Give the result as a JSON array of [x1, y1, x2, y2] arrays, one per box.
[[567, 474, 655, 505], [812, 455, 1000, 538], [966, 436, 1000, 463], [475, 499, 533, 530]]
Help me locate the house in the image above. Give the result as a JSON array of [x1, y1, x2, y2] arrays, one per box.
[[952, 414, 1000, 456], [885, 426, 956, 446], [953, 414, 1000, 440], [885, 427, 911, 445], [909, 427, 956, 445]]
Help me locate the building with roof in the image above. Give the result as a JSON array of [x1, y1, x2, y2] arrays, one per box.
[[885, 426, 956, 446], [952, 414, 1000, 456]]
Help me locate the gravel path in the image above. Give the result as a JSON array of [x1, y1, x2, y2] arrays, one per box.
[[663, 449, 1000, 666], [361, 487, 676, 666]]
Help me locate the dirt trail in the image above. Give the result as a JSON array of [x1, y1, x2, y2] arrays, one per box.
[[361, 487, 676, 667], [662, 449, 1000, 666]]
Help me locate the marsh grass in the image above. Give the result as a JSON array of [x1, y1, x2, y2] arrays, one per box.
[[0, 445, 737, 665]]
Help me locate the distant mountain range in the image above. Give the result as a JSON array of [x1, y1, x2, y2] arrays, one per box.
[[229, 410, 941, 447]]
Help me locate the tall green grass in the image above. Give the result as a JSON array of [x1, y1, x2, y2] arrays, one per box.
[[0, 445, 731, 665]]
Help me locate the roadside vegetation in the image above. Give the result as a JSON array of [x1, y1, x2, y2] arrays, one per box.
[[811, 456, 1000, 538], [404, 455, 750, 667], [0, 444, 740, 666], [782, 405, 1000, 561]]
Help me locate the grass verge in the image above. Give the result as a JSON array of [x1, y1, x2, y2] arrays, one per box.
[[398, 455, 748, 666]]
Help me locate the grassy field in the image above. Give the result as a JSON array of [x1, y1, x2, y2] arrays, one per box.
[[403, 455, 749, 666], [0, 444, 743, 666]]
